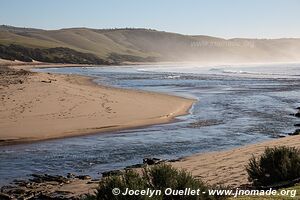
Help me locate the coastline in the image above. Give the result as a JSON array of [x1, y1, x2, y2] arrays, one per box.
[[172, 134, 300, 188], [1, 61, 300, 199], [0, 63, 195, 145]]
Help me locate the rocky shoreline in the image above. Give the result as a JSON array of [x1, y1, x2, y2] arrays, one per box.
[[290, 107, 300, 135], [0, 158, 174, 200], [0, 173, 98, 200]]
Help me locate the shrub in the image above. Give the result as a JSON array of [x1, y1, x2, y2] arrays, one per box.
[[88, 164, 226, 200], [96, 170, 147, 200], [246, 146, 300, 187]]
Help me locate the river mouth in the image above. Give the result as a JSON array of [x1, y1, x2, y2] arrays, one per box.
[[1, 63, 300, 186]]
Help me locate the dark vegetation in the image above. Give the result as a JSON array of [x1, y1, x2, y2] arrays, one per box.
[[86, 164, 226, 200], [108, 53, 157, 63], [246, 146, 300, 188], [0, 44, 111, 64]]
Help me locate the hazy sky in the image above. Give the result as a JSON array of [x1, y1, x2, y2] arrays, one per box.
[[1, 0, 300, 38]]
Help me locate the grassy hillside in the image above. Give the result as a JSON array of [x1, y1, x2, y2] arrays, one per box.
[[1, 25, 300, 64]]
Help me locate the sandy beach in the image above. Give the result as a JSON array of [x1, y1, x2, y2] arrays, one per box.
[[172, 135, 300, 188], [0, 64, 195, 145]]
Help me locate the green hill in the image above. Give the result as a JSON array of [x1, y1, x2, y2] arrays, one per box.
[[1, 25, 300, 64]]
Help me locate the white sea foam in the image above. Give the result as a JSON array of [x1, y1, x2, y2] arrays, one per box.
[[136, 63, 300, 79]]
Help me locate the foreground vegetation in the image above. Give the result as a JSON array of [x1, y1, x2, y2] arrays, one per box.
[[235, 146, 300, 199], [85, 146, 300, 200], [246, 146, 300, 187], [86, 164, 226, 200]]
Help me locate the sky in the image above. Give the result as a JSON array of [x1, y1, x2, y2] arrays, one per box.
[[1, 0, 300, 38]]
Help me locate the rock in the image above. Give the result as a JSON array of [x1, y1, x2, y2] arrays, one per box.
[[10, 187, 27, 195], [87, 180, 99, 184], [0, 173, 90, 200], [289, 129, 300, 136], [294, 124, 300, 127], [67, 173, 76, 179], [102, 170, 123, 177], [278, 134, 286, 138], [125, 163, 144, 169], [0, 192, 12, 200], [12, 179, 29, 187], [22, 193, 35, 199], [296, 107, 300, 110], [143, 157, 163, 165], [31, 174, 69, 184], [75, 175, 91, 180], [295, 112, 300, 117], [168, 158, 182, 162], [41, 80, 52, 83], [87, 179, 100, 184]]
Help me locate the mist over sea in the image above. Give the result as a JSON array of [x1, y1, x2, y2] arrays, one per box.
[[1, 63, 300, 185]]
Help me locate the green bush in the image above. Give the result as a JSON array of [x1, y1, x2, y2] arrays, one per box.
[[246, 146, 300, 187], [88, 164, 226, 200], [96, 170, 147, 200]]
